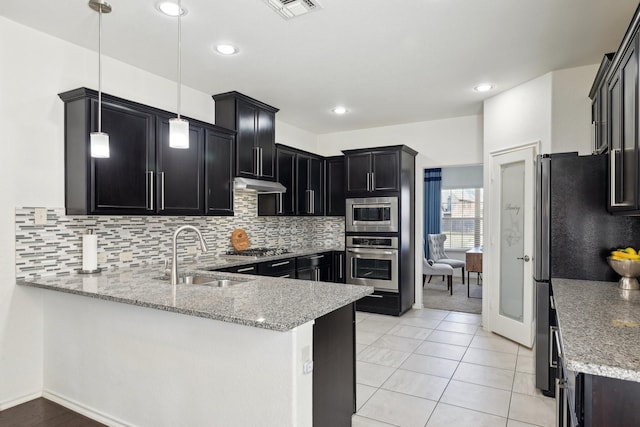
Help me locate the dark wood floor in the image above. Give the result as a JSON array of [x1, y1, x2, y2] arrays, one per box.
[[0, 398, 105, 427]]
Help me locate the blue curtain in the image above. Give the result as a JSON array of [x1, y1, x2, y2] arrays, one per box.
[[424, 168, 442, 258]]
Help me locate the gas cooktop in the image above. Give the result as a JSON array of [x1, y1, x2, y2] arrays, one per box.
[[222, 247, 292, 259]]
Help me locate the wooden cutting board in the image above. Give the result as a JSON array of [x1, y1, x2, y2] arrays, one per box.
[[231, 228, 250, 251]]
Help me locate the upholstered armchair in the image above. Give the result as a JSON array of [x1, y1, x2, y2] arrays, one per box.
[[423, 258, 454, 295], [427, 234, 466, 284]]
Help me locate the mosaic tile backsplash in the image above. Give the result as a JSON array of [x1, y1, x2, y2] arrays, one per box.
[[15, 191, 345, 279]]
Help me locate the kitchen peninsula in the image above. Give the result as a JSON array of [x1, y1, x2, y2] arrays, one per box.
[[18, 262, 372, 427]]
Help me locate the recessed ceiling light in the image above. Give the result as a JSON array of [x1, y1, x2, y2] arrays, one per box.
[[474, 83, 494, 92], [157, 1, 187, 17], [215, 44, 239, 55], [332, 106, 348, 114]]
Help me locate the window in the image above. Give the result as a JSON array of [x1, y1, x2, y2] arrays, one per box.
[[441, 188, 483, 249]]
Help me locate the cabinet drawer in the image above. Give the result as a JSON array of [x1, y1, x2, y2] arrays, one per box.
[[356, 291, 400, 315], [297, 252, 331, 269], [215, 263, 258, 275], [257, 258, 296, 278]]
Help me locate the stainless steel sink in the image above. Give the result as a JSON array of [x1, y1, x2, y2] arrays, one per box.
[[154, 275, 244, 287]]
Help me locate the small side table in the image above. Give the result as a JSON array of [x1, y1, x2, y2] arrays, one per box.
[[465, 247, 483, 298]]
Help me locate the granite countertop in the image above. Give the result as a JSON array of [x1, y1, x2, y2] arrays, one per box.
[[552, 278, 640, 382], [18, 246, 371, 332]]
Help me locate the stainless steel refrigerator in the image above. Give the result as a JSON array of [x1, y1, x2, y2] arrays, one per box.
[[534, 152, 640, 396]]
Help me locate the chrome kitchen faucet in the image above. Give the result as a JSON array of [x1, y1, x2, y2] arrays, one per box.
[[171, 225, 209, 285]]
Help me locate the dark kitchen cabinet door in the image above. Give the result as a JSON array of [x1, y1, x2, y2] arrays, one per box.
[[90, 98, 155, 214], [326, 156, 345, 216], [258, 146, 296, 216], [213, 91, 278, 181], [608, 33, 639, 213], [332, 251, 346, 283], [296, 154, 324, 216], [204, 127, 235, 216], [236, 101, 258, 178], [345, 149, 400, 196], [257, 107, 275, 180], [156, 116, 204, 215], [277, 147, 297, 215], [345, 152, 371, 194], [371, 151, 400, 192], [589, 53, 614, 155]]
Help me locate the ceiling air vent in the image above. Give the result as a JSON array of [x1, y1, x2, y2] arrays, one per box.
[[265, 0, 323, 20]]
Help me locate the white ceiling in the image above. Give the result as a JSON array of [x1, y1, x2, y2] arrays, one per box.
[[1, 0, 638, 134]]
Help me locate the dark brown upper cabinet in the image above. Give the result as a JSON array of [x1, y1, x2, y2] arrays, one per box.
[[325, 156, 345, 216], [589, 53, 615, 155], [258, 144, 323, 216], [344, 146, 416, 197], [604, 4, 640, 214], [213, 91, 279, 181], [59, 87, 235, 216]]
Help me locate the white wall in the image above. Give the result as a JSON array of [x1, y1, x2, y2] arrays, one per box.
[[316, 115, 483, 167], [551, 64, 599, 155], [0, 16, 319, 409], [276, 120, 318, 153]]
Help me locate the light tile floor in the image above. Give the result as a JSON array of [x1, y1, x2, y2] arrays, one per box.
[[352, 309, 556, 427]]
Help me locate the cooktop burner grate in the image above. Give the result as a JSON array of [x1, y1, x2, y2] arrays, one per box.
[[223, 247, 292, 258]]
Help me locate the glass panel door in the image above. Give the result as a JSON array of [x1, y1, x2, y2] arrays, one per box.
[[499, 161, 525, 322]]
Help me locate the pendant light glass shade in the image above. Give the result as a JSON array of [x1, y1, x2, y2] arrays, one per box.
[[89, 0, 111, 158], [90, 132, 110, 158], [169, 118, 189, 149], [169, 0, 189, 149]]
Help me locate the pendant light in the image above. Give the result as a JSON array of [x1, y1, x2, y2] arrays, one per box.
[[169, 0, 189, 149], [88, 0, 112, 158]]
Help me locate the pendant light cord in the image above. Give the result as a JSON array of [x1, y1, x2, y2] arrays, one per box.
[[177, 0, 182, 119], [98, 6, 103, 132]]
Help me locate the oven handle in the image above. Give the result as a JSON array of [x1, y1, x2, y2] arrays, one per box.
[[347, 248, 396, 256]]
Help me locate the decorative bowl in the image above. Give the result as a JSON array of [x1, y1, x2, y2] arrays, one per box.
[[607, 257, 640, 290]]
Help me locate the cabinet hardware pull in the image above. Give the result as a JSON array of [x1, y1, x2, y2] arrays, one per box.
[[147, 171, 154, 210], [371, 172, 375, 190], [610, 148, 627, 207], [311, 190, 315, 214], [366, 172, 371, 191], [550, 295, 556, 310], [278, 193, 283, 214], [549, 325, 558, 369], [270, 261, 290, 267], [280, 274, 291, 278], [253, 146, 260, 177], [237, 267, 254, 273], [368, 294, 384, 298], [309, 255, 324, 260], [160, 172, 165, 210], [339, 254, 343, 279], [555, 378, 566, 427], [259, 147, 263, 177]]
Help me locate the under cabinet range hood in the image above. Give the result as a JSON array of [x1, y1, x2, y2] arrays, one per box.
[[233, 177, 286, 193]]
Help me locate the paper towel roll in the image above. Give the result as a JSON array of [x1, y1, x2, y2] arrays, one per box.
[[82, 234, 98, 271]]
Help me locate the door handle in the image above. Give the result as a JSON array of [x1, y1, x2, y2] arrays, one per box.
[[517, 255, 530, 262]]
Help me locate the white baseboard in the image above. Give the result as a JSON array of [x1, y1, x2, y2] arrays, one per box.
[[412, 303, 424, 309], [42, 390, 133, 427], [0, 390, 42, 411]]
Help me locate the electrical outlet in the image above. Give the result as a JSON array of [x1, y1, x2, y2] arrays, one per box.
[[97, 252, 108, 264], [186, 246, 198, 255], [34, 208, 47, 225], [119, 252, 133, 262]]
